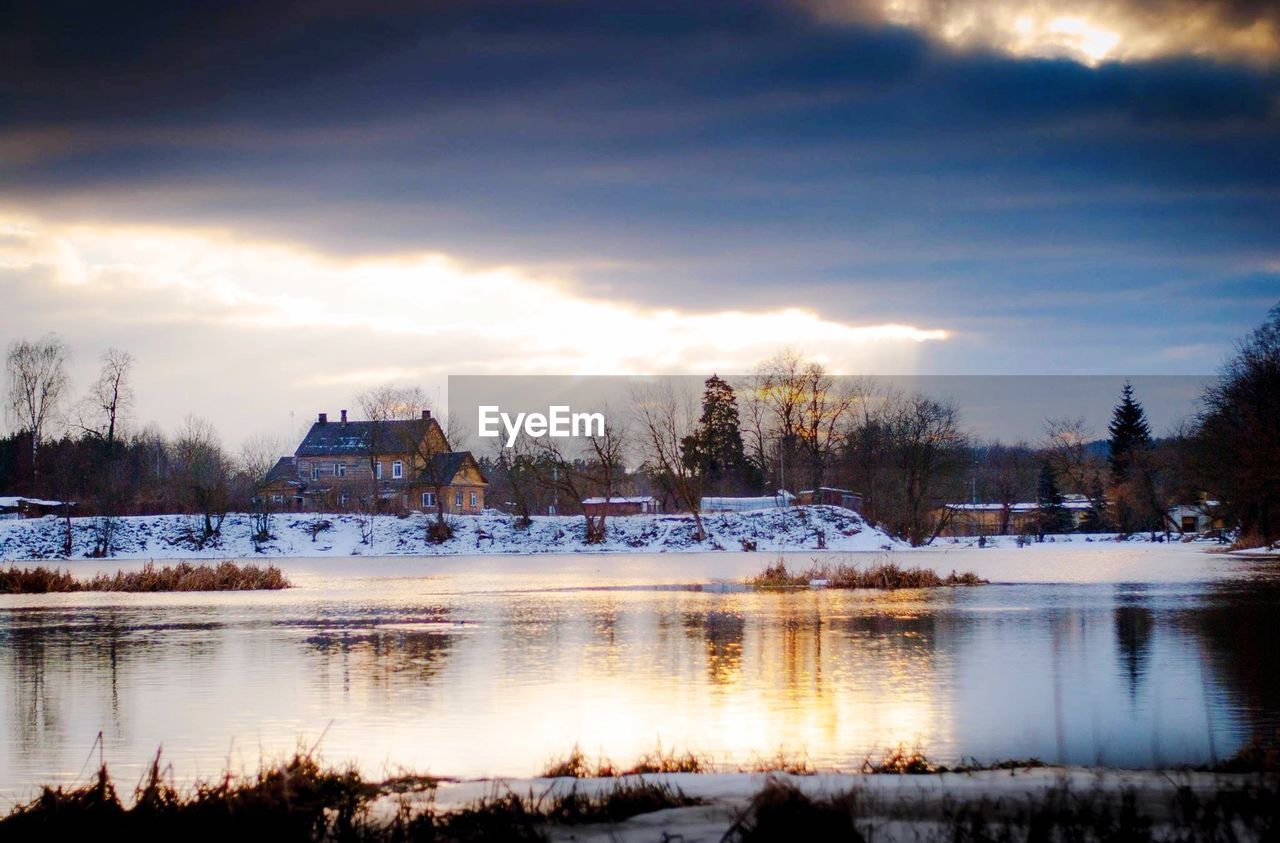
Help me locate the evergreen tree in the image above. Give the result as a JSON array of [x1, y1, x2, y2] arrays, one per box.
[[1036, 461, 1070, 535], [1108, 381, 1152, 484], [681, 375, 750, 494], [1079, 473, 1112, 533]]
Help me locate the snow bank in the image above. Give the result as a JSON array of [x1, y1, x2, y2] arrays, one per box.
[[0, 505, 901, 561]]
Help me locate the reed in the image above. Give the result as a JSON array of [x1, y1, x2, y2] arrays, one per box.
[[751, 559, 987, 590], [0, 561, 292, 593]]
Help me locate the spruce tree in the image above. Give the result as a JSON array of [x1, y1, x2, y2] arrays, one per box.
[[1079, 473, 1112, 533], [1036, 461, 1070, 535], [681, 375, 749, 493], [1108, 381, 1152, 484]]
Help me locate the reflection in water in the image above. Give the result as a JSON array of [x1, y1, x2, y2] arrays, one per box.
[[0, 556, 1277, 800], [682, 611, 744, 684], [1185, 577, 1280, 751], [1114, 595, 1155, 701]]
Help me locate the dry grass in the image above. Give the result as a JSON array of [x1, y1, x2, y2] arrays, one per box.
[[751, 559, 987, 590], [0, 561, 292, 593], [0, 750, 701, 842], [743, 751, 816, 776], [722, 776, 1280, 843], [541, 744, 710, 778], [4, 747, 1278, 842]]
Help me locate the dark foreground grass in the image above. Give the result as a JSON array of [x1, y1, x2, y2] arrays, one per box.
[[0, 752, 699, 843], [4, 747, 1278, 842], [751, 559, 987, 590], [723, 777, 1280, 843], [0, 561, 291, 593], [541, 744, 710, 778]]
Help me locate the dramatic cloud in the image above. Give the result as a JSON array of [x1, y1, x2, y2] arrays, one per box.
[[0, 214, 947, 443], [838, 0, 1280, 65], [0, 0, 1276, 441]]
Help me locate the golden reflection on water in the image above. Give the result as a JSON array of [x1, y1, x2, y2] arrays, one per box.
[[0, 559, 1273, 796]]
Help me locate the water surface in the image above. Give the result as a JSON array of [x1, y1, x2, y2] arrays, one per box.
[[1, 545, 1276, 803]]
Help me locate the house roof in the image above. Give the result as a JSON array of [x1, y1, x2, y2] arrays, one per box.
[[430, 451, 486, 486], [265, 457, 304, 488], [582, 495, 656, 505], [295, 417, 440, 458]]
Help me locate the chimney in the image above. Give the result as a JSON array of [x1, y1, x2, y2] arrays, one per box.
[[422, 409, 432, 420], [340, 409, 348, 425], [318, 412, 328, 424]]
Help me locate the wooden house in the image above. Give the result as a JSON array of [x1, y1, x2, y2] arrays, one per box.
[[262, 409, 487, 514]]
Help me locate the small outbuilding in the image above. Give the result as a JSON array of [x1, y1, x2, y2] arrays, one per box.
[[581, 496, 661, 517], [797, 487, 864, 512]]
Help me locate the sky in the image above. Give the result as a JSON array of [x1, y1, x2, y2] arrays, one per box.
[[1, 0, 1277, 447]]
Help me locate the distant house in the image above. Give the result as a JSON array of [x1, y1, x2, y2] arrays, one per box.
[[701, 491, 795, 513], [261, 409, 487, 514], [938, 494, 1094, 537], [1167, 500, 1223, 534], [0, 496, 74, 519], [797, 487, 863, 512], [581, 495, 661, 517]]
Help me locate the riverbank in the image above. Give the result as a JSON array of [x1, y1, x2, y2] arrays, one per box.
[[0, 506, 1228, 562], [0, 506, 899, 560], [4, 754, 1275, 842]]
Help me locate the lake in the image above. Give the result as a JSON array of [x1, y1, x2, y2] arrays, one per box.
[[1, 544, 1276, 803]]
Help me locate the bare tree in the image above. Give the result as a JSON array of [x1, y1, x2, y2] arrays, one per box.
[[795, 361, 855, 493], [5, 334, 70, 482], [1043, 417, 1096, 493], [239, 434, 284, 550], [172, 416, 231, 548], [533, 413, 628, 544], [752, 349, 807, 492], [76, 348, 134, 555], [882, 393, 970, 546], [399, 407, 464, 544], [488, 434, 540, 528], [631, 382, 705, 541], [977, 442, 1037, 535], [357, 385, 427, 543]]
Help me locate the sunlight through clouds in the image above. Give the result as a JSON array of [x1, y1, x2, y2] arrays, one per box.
[[818, 0, 1280, 65], [0, 213, 948, 438]]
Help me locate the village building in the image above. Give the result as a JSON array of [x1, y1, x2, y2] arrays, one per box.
[[0, 496, 74, 519], [700, 491, 796, 513], [796, 487, 864, 512], [1167, 500, 1224, 534], [262, 410, 486, 514], [581, 495, 661, 517], [937, 495, 1094, 537]]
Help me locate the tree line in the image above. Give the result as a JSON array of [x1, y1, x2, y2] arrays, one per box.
[[4, 302, 1277, 551]]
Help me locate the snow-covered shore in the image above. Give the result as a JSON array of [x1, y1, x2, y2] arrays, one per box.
[[382, 768, 1274, 843], [0, 505, 902, 561]]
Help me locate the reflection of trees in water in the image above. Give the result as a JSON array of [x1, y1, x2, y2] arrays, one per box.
[[682, 610, 745, 684], [1113, 596, 1154, 701], [1182, 578, 1280, 750], [304, 610, 456, 692], [1, 607, 223, 754]]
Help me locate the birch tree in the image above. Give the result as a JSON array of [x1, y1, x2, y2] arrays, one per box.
[[5, 334, 70, 482]]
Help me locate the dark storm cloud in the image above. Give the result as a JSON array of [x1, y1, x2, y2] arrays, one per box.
[[1, 0, 1277, 372]]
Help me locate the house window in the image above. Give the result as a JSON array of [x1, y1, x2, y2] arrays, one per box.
[[270, 494, 283, 504], [454, 491, 463, 507], [375, 462, 382, 480], [469, 491, 478, 508], [335, 462, 346, 478], [339, 492, 349, 506], [422, 491, 436, 508], [393, 460, 404, 479], [310, 463, 319, 481]]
